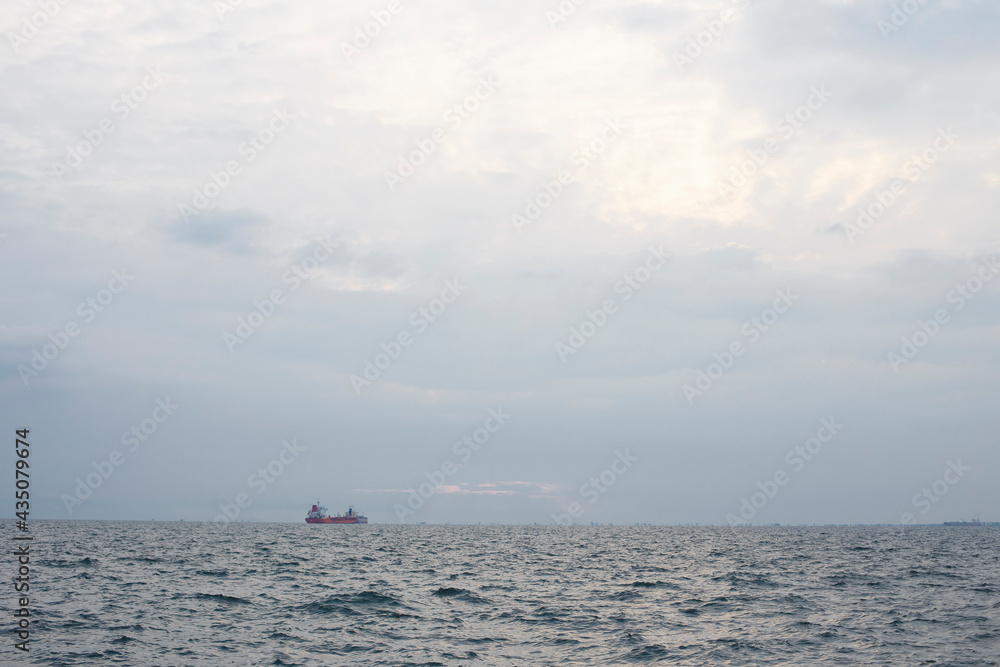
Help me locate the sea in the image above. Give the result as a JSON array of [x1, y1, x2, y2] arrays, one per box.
[[8, 522, 1000, 666]]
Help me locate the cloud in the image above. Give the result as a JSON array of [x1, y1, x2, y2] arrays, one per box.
[[161, 208, 268, 255], [1, 0, 998, 525]]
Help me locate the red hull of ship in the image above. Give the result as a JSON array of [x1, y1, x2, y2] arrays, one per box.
[[305, 516, 368, 524]]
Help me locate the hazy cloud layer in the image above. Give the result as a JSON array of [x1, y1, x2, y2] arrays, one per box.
[[1, 0, 998, 525]]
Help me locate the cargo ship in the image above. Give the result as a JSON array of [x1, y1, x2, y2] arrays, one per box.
[[305, 501, 368, 524], [944, 515, 982, 527]]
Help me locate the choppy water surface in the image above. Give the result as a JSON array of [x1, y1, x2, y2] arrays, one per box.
[[16, 522, 1000, 665]]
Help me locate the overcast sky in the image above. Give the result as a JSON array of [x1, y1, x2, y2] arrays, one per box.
[[2, 0, 998, 525]]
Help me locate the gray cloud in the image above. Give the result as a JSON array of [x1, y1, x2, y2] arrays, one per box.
[[0, 0, 997, 526]]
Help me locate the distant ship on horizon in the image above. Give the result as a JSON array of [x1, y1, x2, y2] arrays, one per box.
[[305, 501, 368, 524], [943, 515, 982, 527]]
